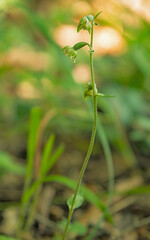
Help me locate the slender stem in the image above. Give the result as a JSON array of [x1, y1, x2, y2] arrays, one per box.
[[90, 21, 97, 95], [85, 115, 114, 240], [62, 20, 97, 240]]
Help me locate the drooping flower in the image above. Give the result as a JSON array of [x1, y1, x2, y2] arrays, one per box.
[[61, 46, 77, 63], [77, 15, 94, 34]]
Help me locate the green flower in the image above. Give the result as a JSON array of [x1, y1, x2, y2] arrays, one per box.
[[61, 46, 77, 63], [83, 82, 93, 100], [77, 15, 94, 34]]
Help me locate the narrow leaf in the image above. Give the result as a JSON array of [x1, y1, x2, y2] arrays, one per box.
[[26, 108, 41, 182], [94, 11, 102, 20], [67, 193, 84, 210], [97, 93, 115, 97], [73, 42, 90, 51], [124, 185, 150, 195], [41, 134, 55, 175], [43, 143, 64, 175]]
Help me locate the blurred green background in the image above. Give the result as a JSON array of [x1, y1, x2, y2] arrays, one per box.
[[0, 0, 150, 172]]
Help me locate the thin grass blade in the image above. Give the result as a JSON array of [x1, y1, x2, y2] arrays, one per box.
[[43, 144, 64, 175], [25, 107, 41, 193], [41, 134, 55, 175]]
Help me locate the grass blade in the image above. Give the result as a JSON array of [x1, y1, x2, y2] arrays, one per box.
[[124, 185, 150, 195], [41, 134, 55, 175], [43, 144, 65, 175], [26, 107, 41, 188], [17, 108, 41, 235]]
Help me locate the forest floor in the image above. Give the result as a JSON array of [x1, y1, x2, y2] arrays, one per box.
[[0, 139, 150, 240]]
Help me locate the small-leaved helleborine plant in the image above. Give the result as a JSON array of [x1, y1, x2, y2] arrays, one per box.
[[61, 12, 115, 240]]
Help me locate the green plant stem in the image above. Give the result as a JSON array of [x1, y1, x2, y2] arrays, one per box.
[[85, 115, 114, 240], [62, 20, 97, 240]]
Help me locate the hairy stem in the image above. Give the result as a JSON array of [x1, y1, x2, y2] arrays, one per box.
[[62, 20, 97, 240]]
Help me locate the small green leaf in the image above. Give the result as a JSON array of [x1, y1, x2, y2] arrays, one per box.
[[24, 174, 112, 222], [67, 193, 84, 210], [97, 93, 115, 97], [94, 11, 102, 20], [73, 42, 90, 51], [94, 22, 99, 26]]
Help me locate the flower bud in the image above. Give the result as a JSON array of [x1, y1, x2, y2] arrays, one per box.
[[77, 16, 92, 34], [61, 46, 77, 63], [86, 15, 94, 21], [84, 82, 93, 100], [68, 48, 77, 63]]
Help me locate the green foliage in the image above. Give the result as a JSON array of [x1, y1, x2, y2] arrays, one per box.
[[0, 0, 149, 159], [124, 185, 150, 195], [67, 193, 84, 210], [23, 174, 111, 220], [59, 219, 87, 236], [0, 151, 25, 178], [93, 11, 102, 20], [0, 236, 18, 240], [25, 107, 41, 189], [18, 107, 64, 234], [43, 143, 64, 174], [18, 106, 111, 236], [73, 42, 90, 51]]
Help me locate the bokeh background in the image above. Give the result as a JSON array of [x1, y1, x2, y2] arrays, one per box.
[[0, 0, 150, 239]]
